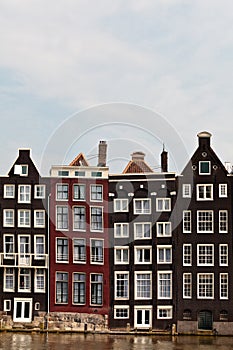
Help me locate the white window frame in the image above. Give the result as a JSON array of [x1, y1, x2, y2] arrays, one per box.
[[197, 210, 213, 233], [182, 184, 191, 198], [18, 268, 31, 292], [183, 273, 192, 299], [199, 161, 211, 175], [157, 245, 172, 264], [196, 184, 213, 201], [135, 271, 152, 300], [34, 268, 46, 293], [3, 209, 14, 227], [56, 183, 69, 201], [219, 244, 228, 266], [4, 184, 15, 198], [156, 198, 171, 212], [34, 184, 46, 199], [197, 244, 214, 266], [34, 210, 45, 228], [114, 223, 129, 238], [90, 238, 104, 265], [183, 244, 192, 266], [73, 184, 86, 201], [197, 273, 214, 299], [56, 205, 68, 230], [133, 198, 151, 214], [18, 235, 31, 266], [56, 237, 69, 263], [14, 164, 28, 176], [114, 246, 129, 264], [3, 267, 15, 292], [73, 206, 86, 231], [73, 238, 86, 264], [219, 184, 227, 198], [90, 273, 103, 306], [157, 306, 173, 319], [220, 273, 228, 299], [134, 246, 152, 264], [4, 300, 11, 312], [134, 222, 151, 239], [114, 271, 129, 300], [90, 184, 103, 202], [90, 206, 103, 232], [34, 235, 45, 260], [114, 199, 129, 212], [18, 209, 31, 227], [219, 210, 228, 233], [157, 271, 172, 299], [157, 222, 172, 237], [183, 210, 191, 233], [4, 234, 14, 259], [114, 306, 129, 319], [18, 185, 31, 203], [72, 272, 86, 305]]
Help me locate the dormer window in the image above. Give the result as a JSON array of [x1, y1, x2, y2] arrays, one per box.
[[199, 161, 211, 175], [14, 164, 28, 176]]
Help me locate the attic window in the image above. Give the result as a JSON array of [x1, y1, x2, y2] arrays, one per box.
[[14, 164, 28, 176], [58, 170, 69, 177], [199, 161, 210, 175], [75, 171, 85, 177], [91, 172, 102, 177]]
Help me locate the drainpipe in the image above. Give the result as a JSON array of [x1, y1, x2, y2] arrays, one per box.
[[47, 193, 51, 330]]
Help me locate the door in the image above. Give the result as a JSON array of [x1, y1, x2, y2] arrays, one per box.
[[134, 307, 152, 329], [198, 310, 213, 330], [13, 298, 32, 323]]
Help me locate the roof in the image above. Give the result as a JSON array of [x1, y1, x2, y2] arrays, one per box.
[[123, 159, 154, 174], [69, 153, 89, 166]]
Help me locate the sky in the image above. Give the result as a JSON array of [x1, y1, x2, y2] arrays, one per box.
[[1, 0, 233, 175]]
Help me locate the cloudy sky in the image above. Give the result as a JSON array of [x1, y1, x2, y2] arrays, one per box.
[[1, 0, 233, 175]]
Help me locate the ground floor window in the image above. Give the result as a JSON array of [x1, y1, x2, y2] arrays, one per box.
[[157, 306, 173, 319], [90, 274, 103, 305], [56, 272, 68, 303], [114, 306, 129, 319], [73, 273, 86, 304]]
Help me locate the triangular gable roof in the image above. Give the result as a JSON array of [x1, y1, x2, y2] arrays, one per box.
[[69, 153, 89, 167], [123, 160, 154, 174]]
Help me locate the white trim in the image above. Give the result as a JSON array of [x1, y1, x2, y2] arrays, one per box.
[[18, 209, 31, 227], [219, 210, 228, 233], [90, 206, 104, 232], [219, 244, 228, 266], [183, 244, 192, 266], [182, 184, 191, 198], [197, 210, 214, 233], [18, 184, 31, 203], [197, 273, 214, 299], [133, 198, 151, 215], [34, 184, 46, 199], [3, 209, 15, 227], [3, 299, 11, 311], [157, 245, 172, 264], [114, 223, 129, 238], [34, 268, 46, 293], [134, 246, 152, 264], [156, 198, 171, 212], [34, 235, 45, 260], [183, 210, 191, 233], [156, 222, 172, 237], [114, 198, 129, 212], [4, 184, 15, 198], [72, 205, 86, 231], [199, 161, 211, 175], [114, 271, 129, 300], [56, 205, 69, 231], [157, 271, 172, 299], [183, 273, 192, 299], [219, 184, 227, 198], [114, 305, 129, 319], [73, 183, 86, 201], [72, 238, 86, 264], [90, 238, 104, 265], [196, 184, 213, 201], [90, 184, 103, 202], [157, 305, 173, 319], [114, 246, 129, 265], [197, 244, 214, 266], [72, 272, 86, 305], [56, 237, 69, 263], [220, 273, 228, 299], [134, 305, 152, 329], [134, 271, 152, 300], [34, 210, 45, 228], [13, 298, 32, 322], [56, 183, 69, 201]]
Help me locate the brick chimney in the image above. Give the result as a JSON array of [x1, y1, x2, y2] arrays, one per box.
[[161, 146, 168, 172], [98, 141, 107, 167]]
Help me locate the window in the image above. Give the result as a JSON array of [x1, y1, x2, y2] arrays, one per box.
[[90, 207, 103, 231], [18, 268, 31, 292], [197, 211, 213, 233], [34, 185, 46, 199], [3, 209, 14, 227], [75, 171, 85, 177], [114, 223, 129, 238], [196, 184, 213, 200], [56, 184, 68, 200], [4, 184, 15, 198], [156, 198, 171, 212], [56, 238, 68, 262], [91, 185, 103, 201], [90, 239, 104, 264], [34, 210, 45, 227], [18, 210, 31, 227], [35, 236, 45, 259], [219, 244, 228, 266], [183, 211, 191, 233], [4, 268, 14, 292], [56, 272, 68, 303], [4, 300, 11, 312], [115, 272, 129, 299], [91, 172, 102, 177], [134, 246, 151, 264], [197, 273, 214, 299], [135, 272, 152, 299], [182, 184, 191, 198], [114, 247, 129, 264], [134, 223, 151, 239], [183, 309, 192, 320], [18, 236, 30, 266], [4, 235, 14, 259], [220, 273, 228, 299], [114, 306, 129, 319], [219, 210, 228, 233], [183, 273, 192, 298], [18, 185, 31, 203], [35, 268, 45, 292], [56, 206, 68, 230], [73, 206, 86, 231], [90, 274, 103, 305], [183, 244, 192, 266], [157, 222, 172, 237], [14, 164, 28, 176], [157, 306, 173, 319], [73, 184, 85, 200], [58, 170, 69, 177], [219, 184, 227, 198], [197, 244, 214, 266], [157, 271, 172, 299], [73, 273, 85, 304], [220, 310, 228, 321], [35, 302, 40, 311], [199, 161, 211, 175], [73, 239, 86, 263], [157, 246, 172, 264], [134, 199, 151, 214], [114, 199, 128, 212]]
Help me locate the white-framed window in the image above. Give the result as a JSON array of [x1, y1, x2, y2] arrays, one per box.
[[56, 206, 68, 230], [4, 300, 11, 312], [90, 206, 103, 231], [134, 199, 151, 214], [183, 210, 191, 233], [18, 185, 31, 203], [4, 234, 14, 259], [196, 184, 213, 200], [18, 209, 31, 227], [35, 235, 45, 259], [115, 272, 129, 299], [14, 164, 28, 176], [73, 273, 86, 305], [34, 210, 45, 228], [183, 273, 192, 299], [73, 184, 85, 200], [182, 184, 191, 198], [220, 273, 228, 299], [157, 306, 173, 319], [114, 306, 129, 319], [56, 184, 69, 200], [183, 244, 192, 266], [114, 199, 128, 212], [4, 184, 15, 198], [134, 222, 151, 239], [90, 239, 104, 264], [56, 238, 68, 262], [34, 184, 46, 199], [197, 244, 214, 266], [4, 268, 14, 292], [219, 210, 228, 233], [157, 246, 172, 264], [219, 244, 228, 266], [197, 210, 213, 233], [90, 185, 103, 201], [18, 268, 31, 292], [114, 223, 129, 238], [18, 235, 30, 265], [35, 302, 40, 311], [156, 198, 171, 212], [157, 271, 172, 299], [134, 246, 152, 264], [3, 209, 14, 227], [56, 272, 68, 304], [73, 206, 86, 231], [35, 268, 45, 293], [197, 273, 214, 299], [135, 272, 152, 299], [90, 273, 103, 305], [157, 222, 172, 237], [219, 184, 227, 198], [73, 238, 86, 263], [199, 161, 211, 175], [114, 246, 129, 264]]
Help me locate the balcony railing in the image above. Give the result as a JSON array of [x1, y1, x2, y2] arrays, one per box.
[[0, 253, 49, 268]]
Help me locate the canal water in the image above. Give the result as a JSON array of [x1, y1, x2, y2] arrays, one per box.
[[1, 333, 233, 350]]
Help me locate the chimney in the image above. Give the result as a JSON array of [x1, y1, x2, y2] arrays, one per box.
[[98, 141, 107, 167], [161, 146, 168, 172], [197, 131, 212, 149], [131, 151, 145, 161]]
